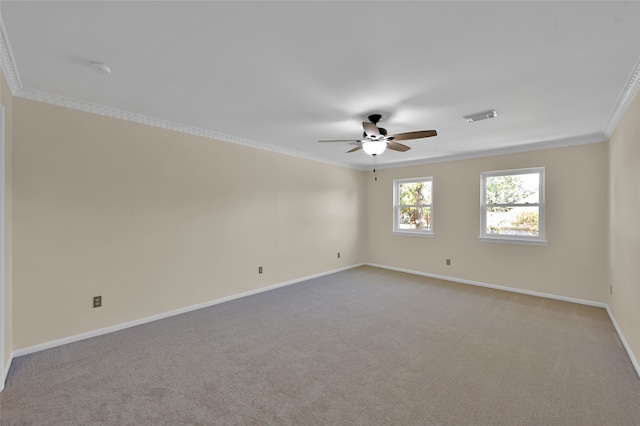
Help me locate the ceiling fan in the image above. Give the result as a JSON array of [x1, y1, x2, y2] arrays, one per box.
[[319, 114, 437, 156]]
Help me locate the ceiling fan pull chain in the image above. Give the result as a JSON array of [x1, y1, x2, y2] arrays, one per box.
[[373, 155, 377, 181]]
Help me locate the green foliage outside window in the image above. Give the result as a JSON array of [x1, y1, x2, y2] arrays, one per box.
[[485, 174, 539, 236], [486, 175, 534, 211], [511, 211, 539, 235], [399, 181, 432, 230]]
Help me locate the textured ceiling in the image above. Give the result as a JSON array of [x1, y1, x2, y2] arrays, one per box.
[[1, 1, 639, 169]]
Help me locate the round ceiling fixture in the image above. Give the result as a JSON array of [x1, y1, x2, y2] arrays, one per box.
[[91, 62, 111, 75], [362, 141, 387, 156]]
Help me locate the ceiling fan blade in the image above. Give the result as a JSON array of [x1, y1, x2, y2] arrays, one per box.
[[319, 139, 361, 143], [362, 122, 380, 137], [347, 145, 363, 153], [390, 130, 437, 141], [386, 142, 411, 152]]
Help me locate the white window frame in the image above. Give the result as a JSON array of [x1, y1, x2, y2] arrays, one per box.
[[479, 167, 547, 246], [393, 177, 434, 237]]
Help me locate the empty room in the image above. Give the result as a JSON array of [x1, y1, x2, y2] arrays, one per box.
[[1, 1, 639, 424]]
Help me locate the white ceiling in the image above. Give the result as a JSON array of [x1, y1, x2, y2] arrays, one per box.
[[1, 1, 639, 170]]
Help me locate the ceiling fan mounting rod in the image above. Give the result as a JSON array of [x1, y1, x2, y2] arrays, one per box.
[[368, 114, 382, 124]]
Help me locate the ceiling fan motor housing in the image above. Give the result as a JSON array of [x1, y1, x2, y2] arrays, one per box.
[[363, 127, 387, 139]]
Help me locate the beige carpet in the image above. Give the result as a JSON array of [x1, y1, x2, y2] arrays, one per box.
[[1, 266, 639, 425]]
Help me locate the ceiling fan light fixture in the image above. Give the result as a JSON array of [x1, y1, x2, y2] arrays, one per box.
[[464, 110, 498, 123], [362, 141, 387, 156]]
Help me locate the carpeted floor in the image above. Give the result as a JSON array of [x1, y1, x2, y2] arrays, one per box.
[[1, 266, 639, 425]]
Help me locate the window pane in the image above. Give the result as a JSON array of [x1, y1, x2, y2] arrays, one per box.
[[486, 173, 539, 205], [399, 181, 432, 205], [399, 207, 432, 230], [486, 206, 539, 236]]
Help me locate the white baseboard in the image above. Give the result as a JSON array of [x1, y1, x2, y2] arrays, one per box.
[[1, 351, 13, 392], [366, 263, 606, 307], [6, 262, 639, 388], [366, 262, 639, 378], [605, 306, 640, 378], [12, 263, 365, 358]]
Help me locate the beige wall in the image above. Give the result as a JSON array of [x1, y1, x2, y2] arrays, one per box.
[[1, 72, 13, 370], [608, 90, 640, 365], [12, 98, 366, 349], [5, 79, 637, 371], [365, 142, 609, 302]]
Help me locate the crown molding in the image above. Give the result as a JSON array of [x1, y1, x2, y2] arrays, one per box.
[[14, 86, 348, 169], [0, 19, 22, 95], [2, 17, 638, 172], [0, 20, 346, 170], [17, 88, 345, 168], [603, 57, 640, 137], [373, 132, 608, 170]]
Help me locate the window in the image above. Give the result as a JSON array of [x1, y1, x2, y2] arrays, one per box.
[[393, 177, 434, 237], [479, 167, 546, 245]]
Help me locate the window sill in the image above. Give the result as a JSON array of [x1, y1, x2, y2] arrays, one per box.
[[477, 236, 547, 246], [392, 230, 435, 238]]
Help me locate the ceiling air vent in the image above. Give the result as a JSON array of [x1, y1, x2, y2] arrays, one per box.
[[464, 110, 498, 123]]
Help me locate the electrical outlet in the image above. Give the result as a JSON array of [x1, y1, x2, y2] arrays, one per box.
[[337, 252, 340, 258], [259, 266, 263, 274], [93, 296, 102, 308], [446, 259, 451, 266]]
